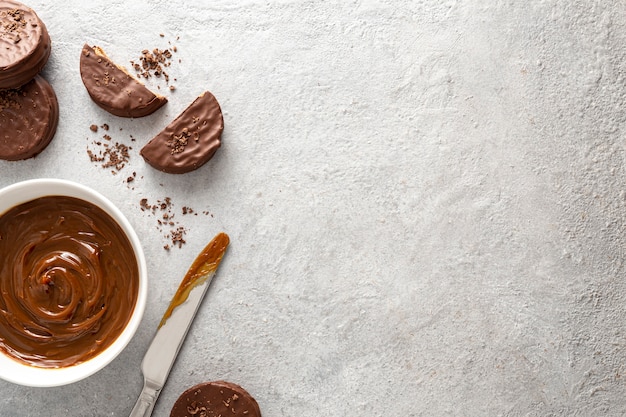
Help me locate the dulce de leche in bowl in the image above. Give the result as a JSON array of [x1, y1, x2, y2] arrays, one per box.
[[0, 179, 147, 387]]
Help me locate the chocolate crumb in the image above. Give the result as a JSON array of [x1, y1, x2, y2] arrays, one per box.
[[130, 45, 175, 85], [0, 88, 22, 112], [170, 226, 186, 248], [102, 142, 129, 170], [139, 197, 195, 249], [167, 128, 191, 154], [86, 123, 134, 175], [86, 140, 129, 171]]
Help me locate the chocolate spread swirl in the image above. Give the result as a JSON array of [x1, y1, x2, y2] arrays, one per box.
[[0, 196, 139, 368]]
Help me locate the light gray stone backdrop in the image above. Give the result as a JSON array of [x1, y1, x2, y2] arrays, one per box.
[[1, 1, 625, 416]]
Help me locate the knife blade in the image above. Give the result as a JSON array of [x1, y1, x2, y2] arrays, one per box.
[[129, 232, 230, 417]]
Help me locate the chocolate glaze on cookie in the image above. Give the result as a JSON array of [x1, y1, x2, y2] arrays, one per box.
[[80, 44, 167, 118], [170, 381, 261, 417], [140, 91, 223, 174], [0, 0, 51, 89], [0, 75, 58, 160]]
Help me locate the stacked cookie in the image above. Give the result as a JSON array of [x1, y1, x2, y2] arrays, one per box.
[[170, 381, 261, 417], [0, 0, 58, 160]]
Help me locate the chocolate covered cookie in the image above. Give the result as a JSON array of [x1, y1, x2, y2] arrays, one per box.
[[0, 75, 58, 160], [0, 0, 51, 89], [80, 44, 167, 118], [140, 91, 223, 174], [170, 381, 261, 417]]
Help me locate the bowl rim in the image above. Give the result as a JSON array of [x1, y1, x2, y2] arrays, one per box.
[[0, 178, 147, 387]]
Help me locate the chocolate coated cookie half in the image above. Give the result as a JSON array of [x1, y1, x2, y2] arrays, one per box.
[[0, 0, 51, 89], [0, 75, 58, 160], [80, 44, 167, 117], [170, 381, 261, 417], [140, 91, 223, 174]]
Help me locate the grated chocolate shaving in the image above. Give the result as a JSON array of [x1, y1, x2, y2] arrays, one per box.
[[2, 9, 27, 43], [0, 88, 22, 112], [166, 128, 191, 154], [86, 124, 132, 172], [130, 47, 174, 83], [139, 197, 192, 250]]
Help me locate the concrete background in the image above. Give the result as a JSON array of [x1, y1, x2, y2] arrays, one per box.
[[1, 0, 626, 415]]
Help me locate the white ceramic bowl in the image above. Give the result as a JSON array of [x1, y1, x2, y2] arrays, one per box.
[[0, 179, 147, 387]]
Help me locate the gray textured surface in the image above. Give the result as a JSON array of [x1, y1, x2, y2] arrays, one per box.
[[1, 0, 626, 416]]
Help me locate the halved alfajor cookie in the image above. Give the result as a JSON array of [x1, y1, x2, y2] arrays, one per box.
[[170, 381, 261, 417], [140, 91, 223, 174], [79, 44, 167, 118], [0, 0, 51, 89], [0, 75, 58, 160]]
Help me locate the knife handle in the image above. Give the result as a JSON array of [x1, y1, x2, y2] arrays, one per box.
[[129, 379, 161, 417]]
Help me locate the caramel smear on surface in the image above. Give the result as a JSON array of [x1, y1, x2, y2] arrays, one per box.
[[158, 232, 229, 328]]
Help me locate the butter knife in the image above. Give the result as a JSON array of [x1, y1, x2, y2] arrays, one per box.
[[129, 232, 230, 417]]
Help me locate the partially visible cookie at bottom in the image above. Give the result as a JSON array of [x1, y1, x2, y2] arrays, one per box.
[[170, 380, 261, 417], [0, 75, 58, 160]]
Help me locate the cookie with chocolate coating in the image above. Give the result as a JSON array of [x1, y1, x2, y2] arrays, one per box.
[[79, 44, 167, 117], [170, 381, 261, 417], [0, 0, 51, 89], [140, 91, 223, 174], [0, 75, 58, 160]]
